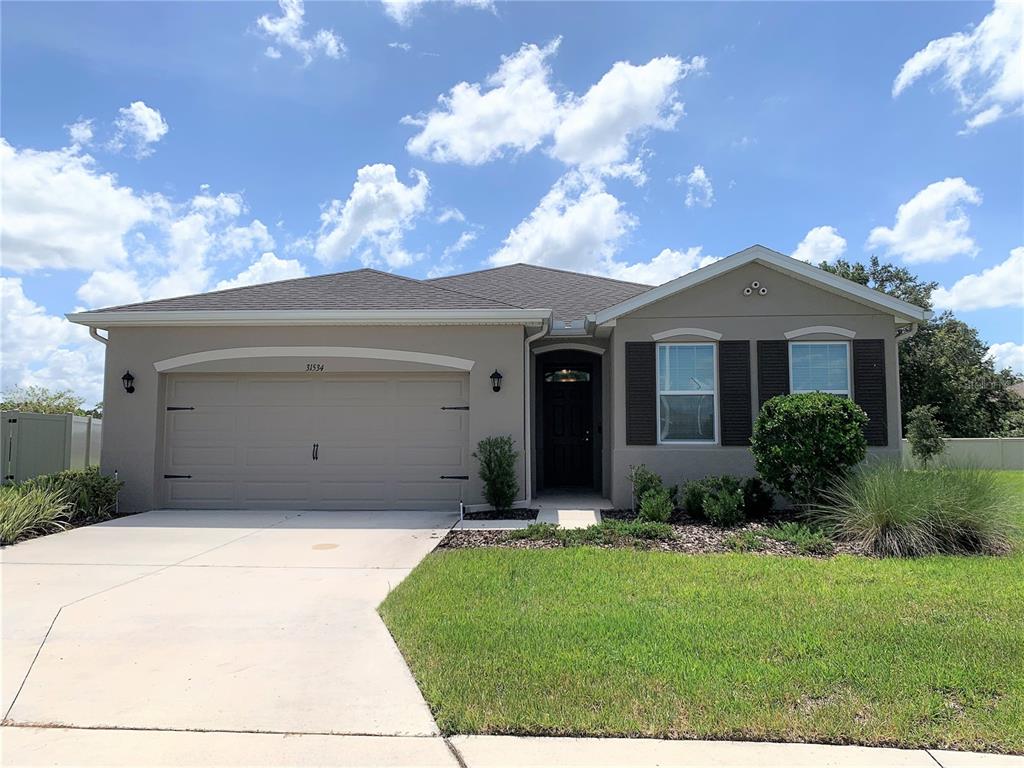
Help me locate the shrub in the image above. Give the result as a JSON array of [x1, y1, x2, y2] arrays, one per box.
[[761, 521, 834, 556], [0, 486, 70, 545], [680, 480, 707, 517], [812, 463, 1015, 557], [741, 477, 774, 517], [638, 487, 673, 523], [726, 530, 763, 553], [628, 465, 663, 510], [751, 392, 868, 508], [906, 405, 946, 467], [19, 467, 123, 525], [473, 436, 519, 512], [703, 483, 745, 527]]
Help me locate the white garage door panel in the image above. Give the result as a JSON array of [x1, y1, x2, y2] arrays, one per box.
[[163, 372, 468, 510]]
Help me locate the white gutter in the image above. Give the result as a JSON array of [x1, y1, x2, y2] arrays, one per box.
[[897, 322, 920, 344], [66, 308, 552, 329], [522, 318, 550, 506], [88, 327, 108, 345]]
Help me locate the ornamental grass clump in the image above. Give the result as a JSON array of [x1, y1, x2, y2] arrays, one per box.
[[812, 462, 1015, 557], [0, 486, 70, 546]]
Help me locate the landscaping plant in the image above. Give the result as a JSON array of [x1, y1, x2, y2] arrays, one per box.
[[0, 486, 70, 545], [473, 436, 520, 513], [627, 464, 663, 510], [905, 404, 946, 467], [751, 392, 868, 507], [680, 479, 706, 517], [506, 520, 674, 547], [19, 467, 123, 526], [813, 462, 1015, 557], [702, 480, 745, 527], [761, 521, 834, 556], [741, 477, 774, 517], [638, 487, 673, 523]]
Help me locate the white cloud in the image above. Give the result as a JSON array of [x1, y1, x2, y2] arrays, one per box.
[[490, 172, 635, 274], [0, 138, 156, 272], [605, 246, 718, 285], [214, 252, 308, 290], [426, 231, 478, 279], [792, 225, 847, 264], [403, 39, 563, 165], [987, 342, 1024, 374], [442, 230, 477, 258], [437, 207, 466, 224], [932, 246, 1024, 311], [256, 0, 345, 65], [66, 118, 94, 146], [314, 163, 429, 269], [893, 0, 1023, 132], [683, 164, 714, 208], [388, 41, 411, 51], [382, 0, 493, 26], [552, 55, 704, 174], [866, 178, 982, 263], [109, 101, 169, 158]]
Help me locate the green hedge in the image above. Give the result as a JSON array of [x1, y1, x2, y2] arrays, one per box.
[[18, 467, 123, 526]]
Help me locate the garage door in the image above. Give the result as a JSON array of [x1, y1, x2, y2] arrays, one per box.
[[162, 373, 469, 510]]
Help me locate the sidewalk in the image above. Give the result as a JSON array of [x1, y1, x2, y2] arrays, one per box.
[[3, 727, 1021, 767]]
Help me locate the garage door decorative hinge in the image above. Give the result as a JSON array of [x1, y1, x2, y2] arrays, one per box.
[[440, 405, 469, 411], [439, 475, 469, 480], [7, 418, 16, 423], [163, 474, 192, 479], [166, 406, 195, 411]]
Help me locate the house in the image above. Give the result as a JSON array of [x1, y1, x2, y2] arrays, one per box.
[[68, 245, 931, 513]]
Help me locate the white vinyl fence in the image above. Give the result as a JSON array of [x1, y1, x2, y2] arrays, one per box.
[[1, 411, 102, 484], [901, 438, 1024, 471]]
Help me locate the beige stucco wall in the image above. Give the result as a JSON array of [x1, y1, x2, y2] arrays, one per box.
[[608, 262, 904, 507], [100, 324, 527, 512]]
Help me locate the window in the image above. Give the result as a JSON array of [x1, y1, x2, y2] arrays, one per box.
[[544, 369, 591, 383], [657, 343, 716, 442], [789, 342, 850, 396]]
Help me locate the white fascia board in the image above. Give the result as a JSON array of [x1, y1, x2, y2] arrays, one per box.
[[592, 245, 932, 325], [66, 308, 553, 329]]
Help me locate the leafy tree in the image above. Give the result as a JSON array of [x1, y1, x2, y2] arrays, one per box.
[[905, 405, 945, 466], [819, 258, 1024, 438], [0, 386, 101, 418]]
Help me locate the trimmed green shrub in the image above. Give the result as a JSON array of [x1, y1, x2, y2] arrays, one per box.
[[680, 480, 707, 517], [638, 487, 673, 523], [703, 482, 745, 527], [741, 477, 774, 517], [0, 486, 70, 545], [761, 521, 834, 556], [628, 464, 663, 510], [19, 467, 123, 525], [726, 530, 763, 553], [473, 436, 520, 513], [906, 405, 946, 467], [812, 462, 1015, 557], [751, 392, 868, 507]]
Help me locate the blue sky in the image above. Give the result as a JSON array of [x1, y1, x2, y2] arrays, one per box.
[[2, 0, 1022, 404]]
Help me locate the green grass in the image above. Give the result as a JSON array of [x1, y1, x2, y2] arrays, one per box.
[[380, 471, 1024, 752]]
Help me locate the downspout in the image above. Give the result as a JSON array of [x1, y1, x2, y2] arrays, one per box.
[[523, 318, 550, 506], [896, 322, 919, 344], [89, 327, 109, 345]]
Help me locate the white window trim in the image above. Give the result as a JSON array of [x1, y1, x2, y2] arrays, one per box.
[[656, 342, 719, 445], [784, 325, 856, 340], [788, 340, 851, 396]]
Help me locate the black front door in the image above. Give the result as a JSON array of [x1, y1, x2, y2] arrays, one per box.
[[542, 365, 594, 488]]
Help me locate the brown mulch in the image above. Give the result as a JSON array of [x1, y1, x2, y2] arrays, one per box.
[[462, 509, 538, 521]]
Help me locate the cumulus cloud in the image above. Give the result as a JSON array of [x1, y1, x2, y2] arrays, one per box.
[[866, 178, 982, 263], [893, 0, 1023, 132], [987, 342, 1024, 375], [605, 246, 718, 285], [256, 0, 345, 65], [792, 225, 847, 264], [403, 39, 563, 165], [314, 163, 429, 269], [382, 0, 493, 25], [66, 118, 94, 146], [214, 252, 307, 290], [437, 207, 466, 224], [109, 101, 169, 158], [683, 164, 714, 208], [932, 246, 1024, 311]]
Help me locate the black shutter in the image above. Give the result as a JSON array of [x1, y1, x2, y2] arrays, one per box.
[[757, 340, 789, 409], [719, 341, 752, 446], [853, 339, 888, 446], [625, 342, 657, 445]]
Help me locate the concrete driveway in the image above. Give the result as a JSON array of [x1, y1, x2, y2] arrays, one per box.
[[1, 509, 455, 738]]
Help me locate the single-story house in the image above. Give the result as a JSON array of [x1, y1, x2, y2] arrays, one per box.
[[68, 245, 931, 513]]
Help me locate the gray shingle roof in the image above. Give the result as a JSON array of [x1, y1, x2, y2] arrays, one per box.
[[81, 269, 521, 313], [428, 263, 651, 323]]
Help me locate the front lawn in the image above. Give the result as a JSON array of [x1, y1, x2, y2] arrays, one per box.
[[379, 471, 1024, 753]]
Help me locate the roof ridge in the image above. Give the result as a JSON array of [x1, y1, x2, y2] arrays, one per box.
[[429, 261, 653, 289]]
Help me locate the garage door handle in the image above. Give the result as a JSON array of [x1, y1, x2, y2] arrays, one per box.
[[312, 443, 319, 461], [440, 475, 469, 480]]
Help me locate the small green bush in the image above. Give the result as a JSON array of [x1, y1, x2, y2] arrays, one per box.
[[19, 467, 123, 525], [680, 480, 707, 517], [638, 487, 673, 523], [726, 530, 763, 552], [505, 519, 674, 546], [812, 463, 1015, 557], [761, 521, 834, 556], [703, 483, 745, 527], [0, 486, 70, 545], [473, 436, 520, 512], [906, 405, 946, 467], [741, 477, 774, 517], [752, 392, 868, 508], [628, 464, 663, 510]]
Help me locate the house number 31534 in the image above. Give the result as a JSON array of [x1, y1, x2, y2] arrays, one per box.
[[306, 363, 325, 372]]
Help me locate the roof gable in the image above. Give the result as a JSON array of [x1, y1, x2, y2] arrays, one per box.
[[592, 245, 932, 325]]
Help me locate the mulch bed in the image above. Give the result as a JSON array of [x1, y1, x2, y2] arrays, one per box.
[[461, 509, 539, 521]]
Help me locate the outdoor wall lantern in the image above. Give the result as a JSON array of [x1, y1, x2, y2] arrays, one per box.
[[121, 370, 136, 394], [490, 369, 503, 393]]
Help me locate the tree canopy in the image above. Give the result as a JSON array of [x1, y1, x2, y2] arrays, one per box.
[[1, 386, 102, 418]]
